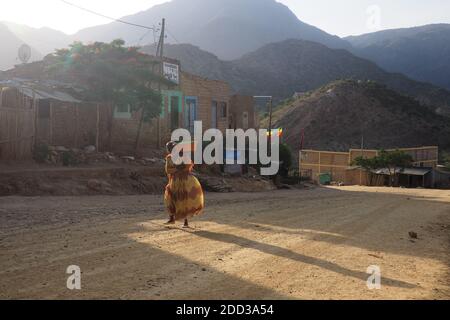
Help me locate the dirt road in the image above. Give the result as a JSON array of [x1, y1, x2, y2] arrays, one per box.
[[0, 186, 449, 299]]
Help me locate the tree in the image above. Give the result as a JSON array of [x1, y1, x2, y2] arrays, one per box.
[[353, 149, 413, 186], [47, 40, 171, 154], [279, 143, 293, 177]]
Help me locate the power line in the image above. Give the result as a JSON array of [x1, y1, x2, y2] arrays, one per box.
[[134, 28, 156, 47], [166, 28, 180, 44], [59, 0, 155, 31]]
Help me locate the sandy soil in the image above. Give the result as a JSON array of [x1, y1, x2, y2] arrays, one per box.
[[0, 186, 449, 300]]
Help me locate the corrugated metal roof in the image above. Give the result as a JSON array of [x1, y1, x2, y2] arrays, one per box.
[[0, 79, 81, 103], [372, 167, 432, 176]]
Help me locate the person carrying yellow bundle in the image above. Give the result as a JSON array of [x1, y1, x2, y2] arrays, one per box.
[[164, 141, 204, 228]]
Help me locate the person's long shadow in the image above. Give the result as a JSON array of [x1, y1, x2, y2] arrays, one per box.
[[191, 229, 417, 289]]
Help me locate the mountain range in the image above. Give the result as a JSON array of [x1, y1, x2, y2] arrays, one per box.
[[141, 40, 450, 116], [346, 24, 450, 91], [73, 0, 349, 60], [1, 0, 450, 104], [3, 21, 72, 58]]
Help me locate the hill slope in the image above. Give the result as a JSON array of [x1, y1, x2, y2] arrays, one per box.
[[0, 23, 42, 71], [75, 0, 349, 60], [142, 40, 450, 116], [346, 24, 450, 90], [2, 22, 72, 58], [263, 80, 450, 153]]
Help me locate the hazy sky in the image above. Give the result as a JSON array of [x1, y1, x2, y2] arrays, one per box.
[[1, 0, 450, 36]]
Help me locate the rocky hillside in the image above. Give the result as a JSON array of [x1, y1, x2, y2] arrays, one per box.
[[346, 24, 450, 91], [143, 40, 450, 116], [262, 80, 450, 153]]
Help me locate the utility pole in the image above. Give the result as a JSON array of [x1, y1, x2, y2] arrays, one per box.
[[254, 96, 273, 153], [268, 97, 273, 148], [156, 18, 166, 148], [360, 133, 364, 185]]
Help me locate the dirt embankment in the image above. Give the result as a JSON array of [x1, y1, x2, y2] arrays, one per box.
[[0, 163, 276, 197]]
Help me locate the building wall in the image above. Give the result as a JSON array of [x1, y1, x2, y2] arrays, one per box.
[[300, 150, 350, 183], [109, 110, 160, 154], [345, 168, 370, 186], [107, 72, 232, 152], [300, 146, 439, 185], [35, 100, 111, 151], [229, 95, 257, 130], [180, 72, 231, 133]]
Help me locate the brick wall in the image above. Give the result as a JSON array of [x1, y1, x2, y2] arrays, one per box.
[[301, 146, 439, 184], [180, 72, 231, 133], [103, 71, 232, 151]]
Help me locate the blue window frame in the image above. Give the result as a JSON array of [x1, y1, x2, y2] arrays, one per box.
[[185, 96, 198, 134], [211, 101, 218, 128]]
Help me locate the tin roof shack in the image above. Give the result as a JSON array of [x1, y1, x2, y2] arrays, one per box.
[[0, 79, 110, 161], [371, 167, 433, 188], [229, 95, 258, 130], [433, 166, 450, 189]]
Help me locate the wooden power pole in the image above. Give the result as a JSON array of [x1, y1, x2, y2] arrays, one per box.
[[156, 18, 166, 148]]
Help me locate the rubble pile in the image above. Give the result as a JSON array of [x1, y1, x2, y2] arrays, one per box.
[[42, 145, 165, 167]]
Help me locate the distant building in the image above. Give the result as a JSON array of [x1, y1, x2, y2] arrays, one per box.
[[229, 95, 258, 130], [300, 146, 440, 188], [293, 92, 306, 99]]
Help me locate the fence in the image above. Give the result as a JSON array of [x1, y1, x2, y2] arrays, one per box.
[[0, 87, 35, 161]]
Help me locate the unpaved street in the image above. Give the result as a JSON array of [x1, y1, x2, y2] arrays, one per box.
[[0, 186, 449, 299]]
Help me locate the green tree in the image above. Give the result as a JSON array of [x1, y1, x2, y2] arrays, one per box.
[[279, 143, 293, 177], [47, 40, 170, 154], [353, 149, 413, 186]]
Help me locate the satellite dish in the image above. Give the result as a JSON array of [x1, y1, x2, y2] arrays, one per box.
[[18, 44, 32, 64]]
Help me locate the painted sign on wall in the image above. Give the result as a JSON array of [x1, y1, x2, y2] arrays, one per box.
[[163, 62, 180, 84]]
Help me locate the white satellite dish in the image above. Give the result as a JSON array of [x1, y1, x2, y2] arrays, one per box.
[[18, 44, 32, 64]]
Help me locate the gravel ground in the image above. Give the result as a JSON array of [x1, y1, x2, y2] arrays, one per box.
[[0, 186, 449, 299]]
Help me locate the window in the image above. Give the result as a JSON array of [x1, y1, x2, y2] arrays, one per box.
[[185, 97, 198, 134], [242, 111, 249, 129], [170, 96, 180, 131], [38, 99, 50, 119], [117, 104, 129, 113], [219, 102, 227, 118], [114, 104, 132, 119], [211, 101, 218, 128]]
